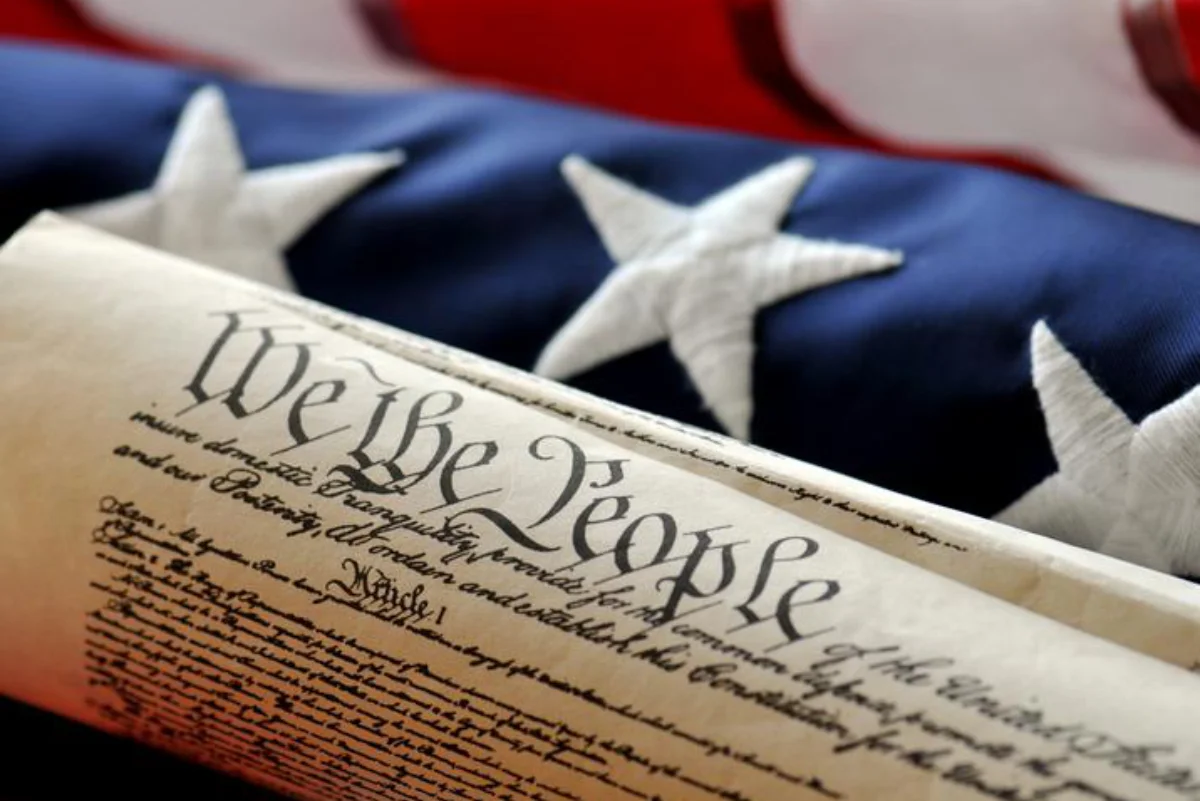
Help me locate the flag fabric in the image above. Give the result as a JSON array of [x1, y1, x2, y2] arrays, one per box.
[[8, 0, 1200, 224], [4, 41, 1200, 582]]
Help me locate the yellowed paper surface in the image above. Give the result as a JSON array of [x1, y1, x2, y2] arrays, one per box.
[[0, 214, 1197, 801], [275, 286, 1200, 672]]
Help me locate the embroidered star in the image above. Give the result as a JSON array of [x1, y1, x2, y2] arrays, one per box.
[[997, 321, 1200, 576], [64, 85, 402, 291], [535, 155, 902, 440]]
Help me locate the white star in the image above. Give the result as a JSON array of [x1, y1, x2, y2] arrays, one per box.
[[997, 321, 1200, 575], [63, 85, 402, 291], [535, 155, 902, 440]]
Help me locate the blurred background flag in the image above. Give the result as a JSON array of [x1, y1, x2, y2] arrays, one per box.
[[9, 0, 1200, 222]]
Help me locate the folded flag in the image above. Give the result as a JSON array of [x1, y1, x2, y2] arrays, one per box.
[[3, 42, 1200, 580]]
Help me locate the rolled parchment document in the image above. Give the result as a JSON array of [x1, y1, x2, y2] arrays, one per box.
[[0, 213, 1198, 801]]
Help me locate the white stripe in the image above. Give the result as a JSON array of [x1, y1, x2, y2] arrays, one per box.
[[1051, 150, 1200, 222], [79, 0, 443, 89], [777, 0, 1200, 162]]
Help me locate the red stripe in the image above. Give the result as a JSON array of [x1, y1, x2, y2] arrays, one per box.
[[390, 0, 1057, 181], [1172, 0, 1200, 80], [1123, 0, 1200, 134], [392, 0, 868, 148]]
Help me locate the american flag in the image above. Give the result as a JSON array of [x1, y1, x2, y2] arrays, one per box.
[[13, 0, 1200, 223], [4, 3, 1200, 797]]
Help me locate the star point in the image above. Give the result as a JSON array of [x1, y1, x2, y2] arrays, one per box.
[[537, 155, 902, 440], [998, 321, 1200, 575], [63, 84, 402, 291]]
